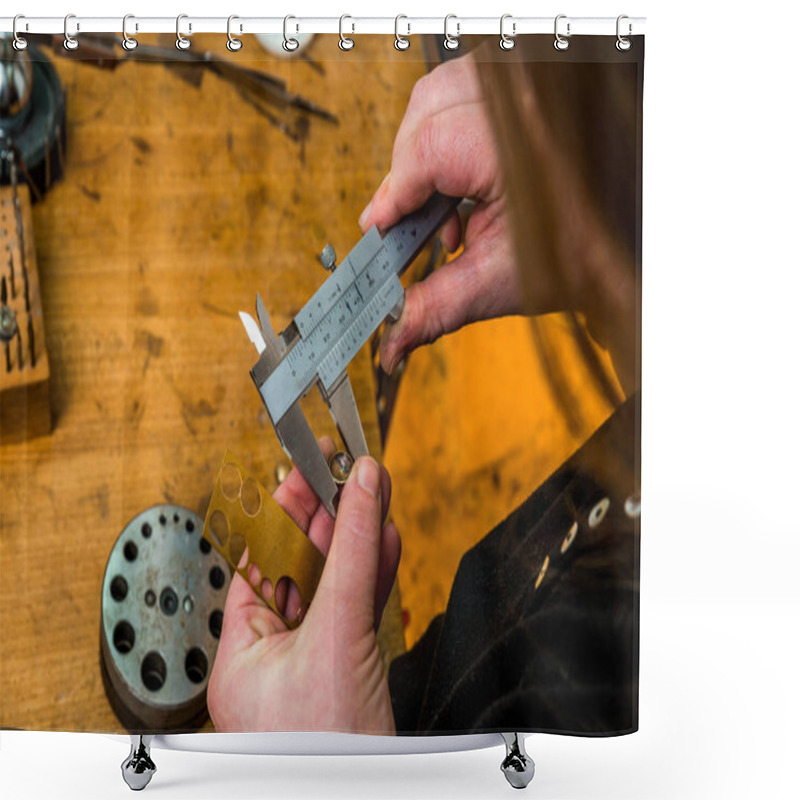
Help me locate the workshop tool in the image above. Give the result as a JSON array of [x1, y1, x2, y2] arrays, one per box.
[[201, 451, 325, 629], [0, 180, 51, 441], [0, 36, 66, 201], [26, 32, 337, 145], [240, 191, 461, 516], [100, 505, 229, 732]]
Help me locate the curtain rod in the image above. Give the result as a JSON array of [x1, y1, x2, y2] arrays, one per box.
[[0, 16, 646, 37]]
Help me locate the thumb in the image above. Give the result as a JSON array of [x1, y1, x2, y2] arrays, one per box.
[[309, 457, 384, 635]]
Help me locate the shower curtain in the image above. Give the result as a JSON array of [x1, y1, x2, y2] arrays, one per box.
[[0, 30, 642, 742]]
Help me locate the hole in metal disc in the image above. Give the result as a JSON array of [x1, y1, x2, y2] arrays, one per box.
[[209, 566, 226, 590], [199, 537, 211, 554], [110, 575, 128, 602], [209, 610, 223, 638], [113, 621, 135, 654], [220, 462, 242, 501], [240, 477, 262, 516], [145, 589, 156, 607], [141, 522, 152, 538], [141, 651, 167, 692], [173, 512, 180, 524], [260, 578, 273, 601], [185, 519, 195, 533], [228, 534, 246, 568], [123, 541, 138, 562], [209, 509, 229, 546], [160, 586, 179, 616], [159, 514, 167, 525], [185, 647, 208, 684]]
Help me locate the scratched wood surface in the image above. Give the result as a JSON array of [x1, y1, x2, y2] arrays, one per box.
[[0, 35, 424, 732]]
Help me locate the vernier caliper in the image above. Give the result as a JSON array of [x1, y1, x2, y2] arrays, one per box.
[[239, 192, 461, 516]]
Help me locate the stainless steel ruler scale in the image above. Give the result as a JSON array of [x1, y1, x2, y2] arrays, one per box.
[[240, 192, 460, 516]]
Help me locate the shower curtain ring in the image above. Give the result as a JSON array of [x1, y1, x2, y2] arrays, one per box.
[[12, 15, 28, 51], [227, 15, 243, 51], [339, 15, 355, 50], [394, 15, 410, 51], [499, 14, 516, 50], [443, 14, 460, 51], [616, 15, 632, 51], [176, 14, 191, 50], [283, 15, 299, 52], [554, 14, 570, 51], [63, 14, 79, 50], [122, 14, 138, 50]]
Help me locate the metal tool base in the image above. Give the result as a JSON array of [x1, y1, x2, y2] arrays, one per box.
[[121, 735, 156, 791], [500, 733, 535, 789]]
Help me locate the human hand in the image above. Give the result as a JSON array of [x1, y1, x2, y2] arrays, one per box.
[[207, 440, 401, 734], [359, 54, 522, 373]]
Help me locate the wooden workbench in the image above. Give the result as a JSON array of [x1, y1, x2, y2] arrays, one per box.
[[0, 35, 615, 732]]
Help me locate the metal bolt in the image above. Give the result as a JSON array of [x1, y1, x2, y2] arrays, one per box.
[[319, 244, 337, 271]]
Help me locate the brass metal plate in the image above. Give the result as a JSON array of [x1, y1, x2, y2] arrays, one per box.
[[202, 451, 325, 629]]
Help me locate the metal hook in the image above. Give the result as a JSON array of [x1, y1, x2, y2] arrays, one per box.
[[394, 15, 410, 51], [282, 15, 299, 52], [616, 14, 632, 51], [121, 14, 138, 51], [339, 15, 355, 51], [554, 14, 570, 51], [443, 14, 460, 51], [176, 14, 191, 50], [63, 13, 79, 51], [227, 15, 243, 52], [499, 14, 516, 50], [12, 15, 28, 51]]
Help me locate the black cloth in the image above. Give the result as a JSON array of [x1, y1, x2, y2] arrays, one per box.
[[389, 394, 640, 736]]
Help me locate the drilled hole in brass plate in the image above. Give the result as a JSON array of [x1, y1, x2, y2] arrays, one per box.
[[209, 509, 229, 547], [209, 566, 226, 590], [260, 578, 274, 601], [141, 651, 167, 692], [240, 477, 262, 516], [113, 621, 135, 654], [185, 647, 208, 684], [275, 575, 301, 621], [247, 562, 262, 587], [228, 534, 246, 568], [220, 462, 242, 501]]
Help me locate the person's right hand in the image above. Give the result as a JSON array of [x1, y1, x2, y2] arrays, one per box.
[[358, 54, 522, 374]]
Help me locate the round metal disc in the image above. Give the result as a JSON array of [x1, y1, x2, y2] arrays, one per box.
[[100, 504, 229, 731]]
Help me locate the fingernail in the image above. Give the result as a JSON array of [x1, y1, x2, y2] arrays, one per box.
[[356, 457, 380, 498], [358, 200, 373, 231]]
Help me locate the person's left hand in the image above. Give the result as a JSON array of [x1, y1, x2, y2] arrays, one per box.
[[207, 439, 401, 734]]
